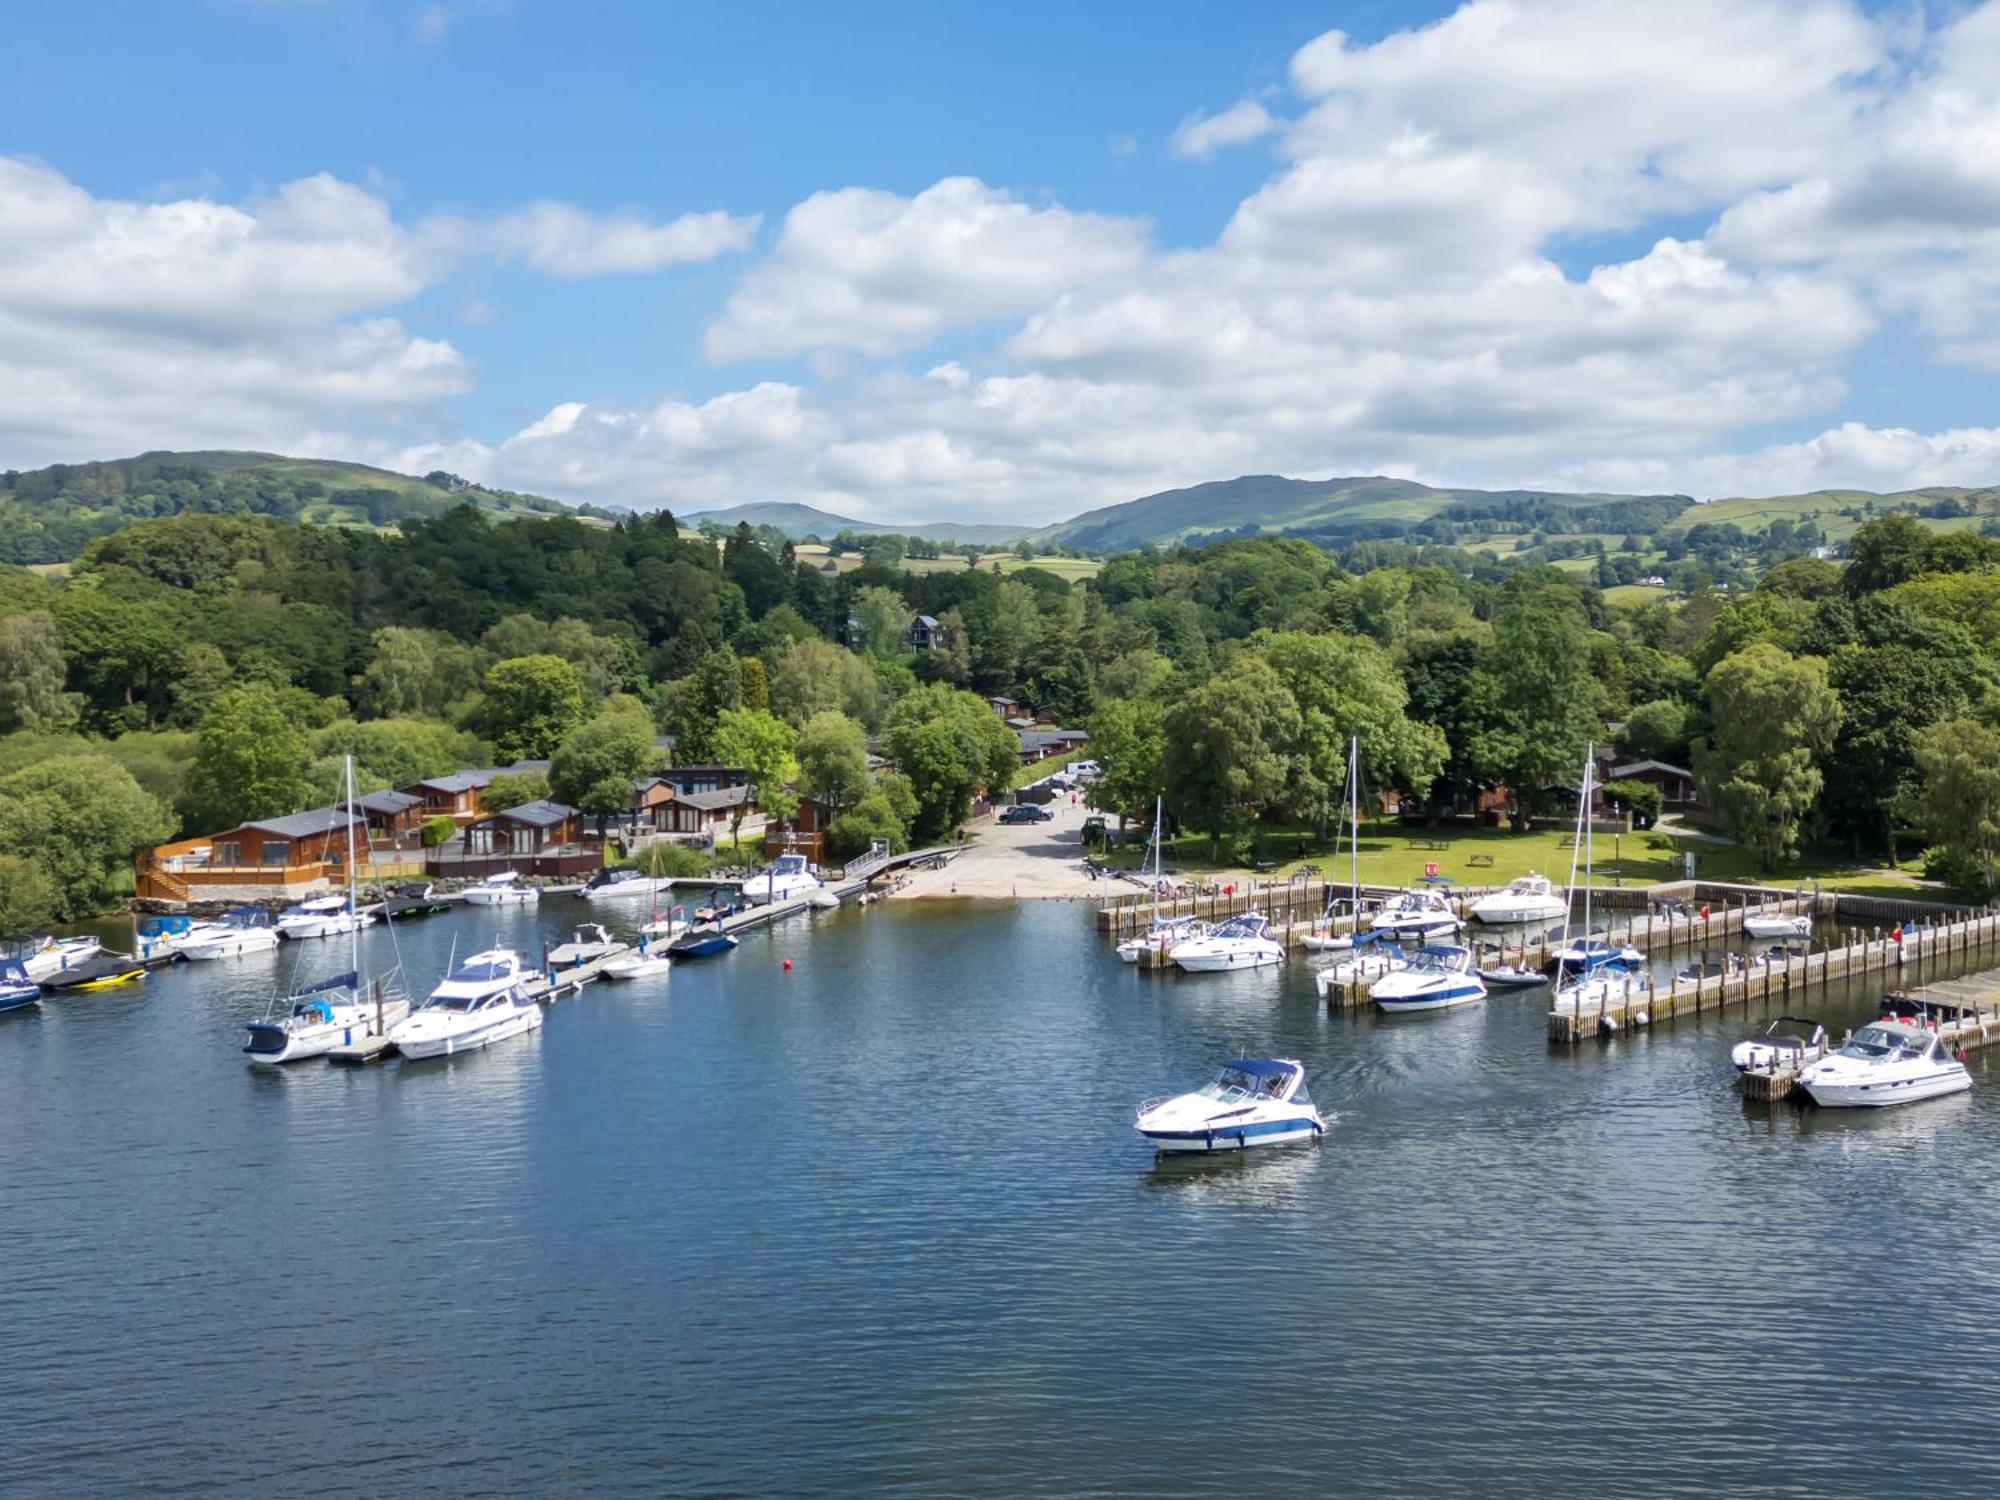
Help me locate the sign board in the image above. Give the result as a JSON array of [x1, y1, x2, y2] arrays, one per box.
[[1424, 861, 1439, 878], [1683, 851, 1696, 880]]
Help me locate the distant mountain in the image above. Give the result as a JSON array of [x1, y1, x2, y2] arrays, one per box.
[[0, 450, 580, 564], [680, 501, 1031, 546], [1030, 474, 1695, 552]]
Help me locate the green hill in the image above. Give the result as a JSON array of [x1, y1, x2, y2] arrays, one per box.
[[680, 501, 1031, 546], [1032, 474, 1691, 552], [0, 450, 579, 564]]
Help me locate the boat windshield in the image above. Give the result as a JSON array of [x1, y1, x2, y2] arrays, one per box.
[[434, 993, 489, 1013], [1202, 1067, 1289, 1102], [1211, 917, 1263, 939], [1840, 1026, 1923, 1059], [448, 960, 514, 983]]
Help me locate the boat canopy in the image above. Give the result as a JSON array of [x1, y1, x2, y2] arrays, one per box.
[[1417, 944, 1468, 960], [1221, 1058, 1300, 1078], [223, 906, 271, 924], [447, 957, 516, 983], [139, 915, 192, 936], [1209, 914, 1267, 938], [1575, 950, 1632, 973], [299, 970, 358, 995], [0, 958, 28, 983]]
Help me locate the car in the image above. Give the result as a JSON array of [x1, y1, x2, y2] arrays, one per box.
[[998, 804, 1054, 824]]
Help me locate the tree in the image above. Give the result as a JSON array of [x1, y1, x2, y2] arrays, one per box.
[[664, 646, 744, 762], [884, 684, 1021, 844], [1844, 514, 1934, 595], [1086, 697, 1165, 822], [1820, 643, 1974, 861], [1911, 718, 2000, 895], [1162, 659, 1300, 859], [770, 636, 886, 729], [169, 643, 232, 728], [1693, 643, 1840, 870], [311, 718, 485, 792], [0, 611, 79, 733], [0, 853, 59, 936], [1489, 591, 1603, 822], [739, 654, 769, 711], [188, 683, 312, 831], [1620, 698, 1691, 764], [712, 706, 799, 846], [851, 585, 910, 657], [481, 769, 551, 813], [478, 654, 587, 762], [794, 711, 871, 814], [1600, 778, 1663, 829], [549, 699, 658, 829], [0, 756, 176, 919]]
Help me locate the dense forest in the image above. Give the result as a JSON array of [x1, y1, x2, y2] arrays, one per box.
[[4, 501, 2000, 931]]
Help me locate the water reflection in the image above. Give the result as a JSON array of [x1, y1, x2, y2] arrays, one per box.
[[1139, 1140, 1324, 1205]]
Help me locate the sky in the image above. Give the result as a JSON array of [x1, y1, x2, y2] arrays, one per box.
[[7, 0, 2000, 523]]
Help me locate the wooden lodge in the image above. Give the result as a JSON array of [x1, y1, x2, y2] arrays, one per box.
[[429, 799, 600, 880], [764, 796, 835, 863]]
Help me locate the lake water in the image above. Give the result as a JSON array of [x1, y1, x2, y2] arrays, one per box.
[[4, 898, 2000, 1496]]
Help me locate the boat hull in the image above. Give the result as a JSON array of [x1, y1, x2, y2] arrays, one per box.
[[244, 1001, 410, 1065], [0, 986, 41, 1013], [1173, 946, 1283, 972], [1375, 986, 1485, 1013], [461, 890, 537, 906], [278, 914, 368, 941], [182, 930, 282, 961], [1471, 900, 1567, 926], [1802, 1068, 1970, 1108], [1138, 1113, 1323, 1152], [603, 957, 672, 980], [394, 1004, 543, 1060]]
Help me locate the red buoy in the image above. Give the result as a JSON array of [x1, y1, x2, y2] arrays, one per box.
[[782, 958, 793, 973]]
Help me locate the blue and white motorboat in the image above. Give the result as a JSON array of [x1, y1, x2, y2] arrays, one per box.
[[0, 958, 41, 1014], [1370, 889, 1463, 939], [1370, 944, 1487, 1013], [669, 927, 739, 959], [1169, 913, 1284, 972], [1553, 932, 1642, 971], [1134, 1058, 1327, 1153], [1551, 953, 1646, 1021]]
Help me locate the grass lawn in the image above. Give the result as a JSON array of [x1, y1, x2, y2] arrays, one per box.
[[1105, 818, 1937, 896], [1602, 583, 1670, 606]]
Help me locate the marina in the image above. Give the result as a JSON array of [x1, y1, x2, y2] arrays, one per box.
[[8, 896, 2000, 1495]]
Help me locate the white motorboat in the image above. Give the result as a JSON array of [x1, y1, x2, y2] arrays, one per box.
[[1469, 873, 1568, 926], [546, 923, 626, 969], [1134, 1058, 1327, 1153], [462, 871, 538, 906], [1298, 898, 1363, 951], [1370, 889, 1462, 939], [1313, 930, 1411, 998], [1118, 917, 1207, 963], [1731, 1015, 1830, 1072], [639, 907, 689, 940], [1483, 962, 1549, 989], [389, 985, 543, 1060], [180, 907, 281, 961], [742, 852, 824, 906], [1551, 955, 1646, 1018], [276, 893, 369, 941], [18, 935, 103, 984], [1799, 1020, 1971, 1108], [603, 935, 673, 980], [244, 757, 411, 1065], [1370, 944, 1487, 1013], [1743, 909, 1812, 941], [428, 948, 531, 1006], [580, 865, 672, 901], [1169, 913, 1285, 972]]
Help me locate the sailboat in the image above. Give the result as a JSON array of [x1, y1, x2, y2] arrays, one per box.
[[242, 757, 412, 1064], [1550, 743, 1644, 1021], [1301, 738, 1364, 951], [1116, 797, 1205, 962]]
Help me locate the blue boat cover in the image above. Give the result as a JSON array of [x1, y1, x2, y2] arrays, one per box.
[[299, 971, 358, 996], [1418, 944, 1467, 958], [139, 915, 193, 936], [0, 958, 27, 982]]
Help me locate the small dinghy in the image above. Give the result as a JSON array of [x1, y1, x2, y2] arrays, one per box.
[[1482, 961, 1549, 990], [1134, 1058, 1327, 1153], [603, 936, 673, 980], [1731, 1015, 1829, 1072], [546, 923, 626, 968], [669, 927, 739, 959]]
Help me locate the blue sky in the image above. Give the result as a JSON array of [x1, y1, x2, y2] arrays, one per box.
[[4, 1, 2000, 520]]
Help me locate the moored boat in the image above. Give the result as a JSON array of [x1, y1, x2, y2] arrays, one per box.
[[461, 871, 538, 906], [547, 923, 627, 969], [668, 927, 739, 959], [1799, 1020, 1970, 1108], [429, 948, 531, 1006], [276, 894, 369, 941], [741, 852, 823, 907], [389, 985, 543, 1060], [41, 955, 147, 993], [0, 958, 41, 1013], [1370, 889, 1463, 939], [1370, 944, 1487, 1013], [1731, 1015, 1829, 1072], [1169, 913, 1284, 972], [603, 935, 673, 980], [1469, 873, 1568, 926], [18, 936, 103, 984], [180, 907, 281, 961], [1743, 909, 1812, 941], [1313, 929, 1410, 997], [1134, 1058, 1327, 1153]]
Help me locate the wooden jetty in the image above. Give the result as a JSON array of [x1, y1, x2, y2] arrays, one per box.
[[328, 1032, 396, 1066]]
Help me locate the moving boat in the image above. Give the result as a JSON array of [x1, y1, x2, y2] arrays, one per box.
[[603, 935, 673, 980], [1169, 913, 1284, 972], [1134, 1058, 1327, 1153], [1731, 1015, 1830, 1072], [0, 958, 42, 1013], [547, 924, 627, 969], [389, 984, 542, 1060], [1799, 1020, 1971, 1108], [243, 757, 413, 1065], [18, 935, 102, 984], [276, 893, 369, 941], [1469, 873, 1568, 926], [581, 865, 671, 901], [1313, 929, 1411, 997], [742, 852, 824, 906], [1743, 909, 1812, 941], [1370, 944, 1487, 1013], [1370, 889, 1462, 939], [179, 908, 281, 961], [428, 948, 532, 1006], [462, 871, 538, 906]]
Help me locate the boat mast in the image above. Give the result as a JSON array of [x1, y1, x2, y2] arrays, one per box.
[[345, 754, 362, 988], [1561, 745, 1589, 946], [1581, 741, 1595, 943], [1348, 736, 1360, 916]]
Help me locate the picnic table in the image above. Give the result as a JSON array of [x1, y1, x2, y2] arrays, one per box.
[[1253, 860, 1279, 874], [1467, 853, 1494, 868], [1407, 837, 1450, 851]]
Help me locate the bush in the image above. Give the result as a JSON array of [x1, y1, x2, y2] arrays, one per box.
[[612, 842, 713, 878], [826, 794, 908, 861], [1602, 779, 1664, 829], [420, 815, 457, 848]]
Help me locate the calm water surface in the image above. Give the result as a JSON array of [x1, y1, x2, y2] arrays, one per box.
[[4, 899, 2000, 1496]]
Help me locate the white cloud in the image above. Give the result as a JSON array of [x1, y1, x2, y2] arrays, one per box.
[[440, 201, 761, 276], [704, 176, 1149, 360], [1170, 100, 1279, 160], [1557, 421, 2000, 499]]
